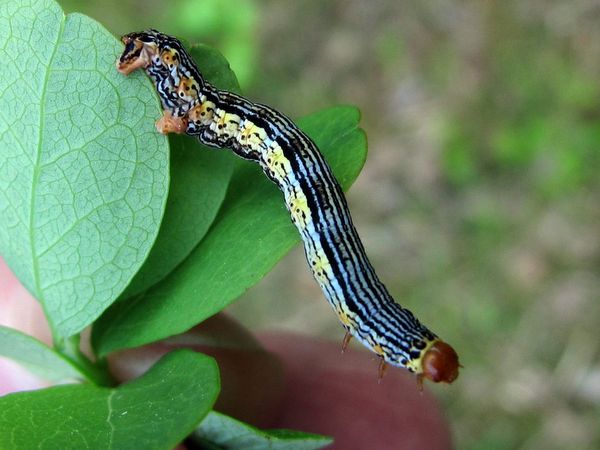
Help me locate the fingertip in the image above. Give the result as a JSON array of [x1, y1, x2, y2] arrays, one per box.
[[259, 332, 453, 450]]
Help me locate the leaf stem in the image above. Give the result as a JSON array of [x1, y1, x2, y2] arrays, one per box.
[[54, 334, 116, 387]]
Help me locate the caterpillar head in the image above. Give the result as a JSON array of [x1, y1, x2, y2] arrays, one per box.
[[418, 340, 460, 386], [116, 30, 163, 75]]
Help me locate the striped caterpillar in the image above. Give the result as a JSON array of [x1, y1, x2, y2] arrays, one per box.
[[116, 30, 459, 385]]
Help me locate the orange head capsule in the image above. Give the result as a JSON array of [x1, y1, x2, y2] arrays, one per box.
[[420, 340, 460, 384], [116, 32, 159, 75]]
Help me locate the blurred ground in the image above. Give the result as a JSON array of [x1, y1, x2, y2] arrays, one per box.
[[60, 1, 600, 448]]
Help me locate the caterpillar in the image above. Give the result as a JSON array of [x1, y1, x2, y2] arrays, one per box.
[[116, 30, 459, 385]]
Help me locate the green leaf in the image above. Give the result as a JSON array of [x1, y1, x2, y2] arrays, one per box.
[[121, 45, 239, 297], [93, 106, 367, 355], [0, 0, 169, 336], [0, 325, 85, 382], [121, 133, 234, 298], [193, 411, 332, 450], [0, 350, 220, 450], [190, 44, 242, 95]]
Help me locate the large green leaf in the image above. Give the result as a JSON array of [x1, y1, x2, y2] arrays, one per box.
[[93, 106, 367, 355], [122, 45, 239, 298], [0, 325, 85, 382], [193, 411, 332, 450], [0, 350, 220, 450], [0, 0, 169, 336]]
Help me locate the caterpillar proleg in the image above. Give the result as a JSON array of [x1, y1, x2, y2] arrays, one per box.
[[117, 30, 460, 385]]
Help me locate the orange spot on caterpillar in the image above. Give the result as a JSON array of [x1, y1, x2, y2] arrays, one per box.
[[188, 103, 214, 124], [176, 77, 198, 99], [419, 340, 460, 385]]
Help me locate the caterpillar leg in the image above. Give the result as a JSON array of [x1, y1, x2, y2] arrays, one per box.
[[417, 373, 425, 391], [377, 358, 388, 383], [156, 110, 188, 135], [341, 331, 352, 353]]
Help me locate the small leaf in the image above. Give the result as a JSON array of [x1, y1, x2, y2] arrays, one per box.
[[0, 325, 85, 382], [0, 350, 220, 450], [93, 106, 367, 355], [0, 0, 169, 336], [121, 45, 240, 297], [193, 411, 332, 450]]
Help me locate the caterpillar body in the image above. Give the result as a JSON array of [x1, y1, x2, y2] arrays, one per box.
[[117, 30, 459, 385]]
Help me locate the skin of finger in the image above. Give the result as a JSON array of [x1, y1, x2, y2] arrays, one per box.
[[107, 314, 285, 428], [0, 258, 52, 394], [0, 258, 52, 343], [259, 332, 453, 450]]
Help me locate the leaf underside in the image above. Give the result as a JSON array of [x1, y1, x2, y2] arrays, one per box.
[[0, 0, 169, 337], [194, 411, 332, 450], [0, 325, 85, 382]]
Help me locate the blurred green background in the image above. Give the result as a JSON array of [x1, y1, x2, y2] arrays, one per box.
[[60, 0, 600, 448]]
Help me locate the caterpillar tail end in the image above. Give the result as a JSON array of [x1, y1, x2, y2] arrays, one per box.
[[418, 340, 460, 386]]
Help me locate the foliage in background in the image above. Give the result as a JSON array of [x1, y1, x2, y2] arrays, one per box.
[[170, 0, 257, 87]]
